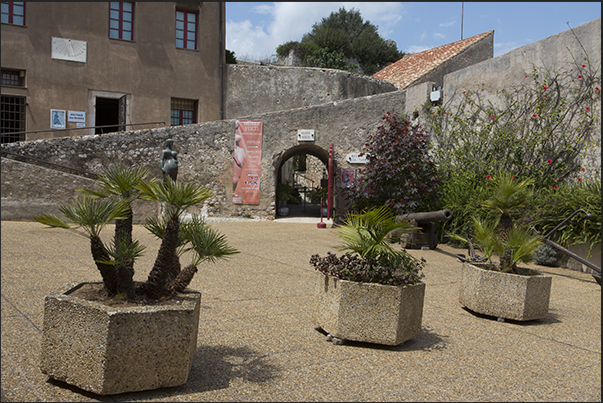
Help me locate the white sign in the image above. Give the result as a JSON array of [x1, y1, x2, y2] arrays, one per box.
[[297, 129, 315, 141], [346, 153, 369, 164], [68, 110, 86, 123], [50, 109, 66, 129], [76, 123, 86, 128], [51, 37, 87, 63]]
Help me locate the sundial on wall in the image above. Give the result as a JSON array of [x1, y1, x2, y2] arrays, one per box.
[[51, 37, 87, 63]]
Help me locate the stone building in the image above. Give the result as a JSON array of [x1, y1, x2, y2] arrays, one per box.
[[1, 2, 225, 142]]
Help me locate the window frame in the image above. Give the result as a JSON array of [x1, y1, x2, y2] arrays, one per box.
[[1, 1, 26, 26], [109, 2, 134, 41], [175, 9, 198, 50], [1, 69, 25, 87], [1, 95, 26, 143], [170, 98, 197, 126]]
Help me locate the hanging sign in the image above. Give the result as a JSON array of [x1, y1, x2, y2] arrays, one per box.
[[233, 119, 263, 205]]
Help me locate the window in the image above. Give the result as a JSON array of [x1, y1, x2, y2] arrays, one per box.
[[1, 2, 25, 26], [175, 9, 197, 50], [1, 95, 26, 143], [170, 98, 197, 126], [1, 69, 25, 87], [109, 2, 134, 41]]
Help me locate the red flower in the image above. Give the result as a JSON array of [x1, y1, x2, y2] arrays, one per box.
[[581, 167, 585, 171], [511, 176, 517, 179], [578, 178, 582, 182], [547, 159, 552, 164], [582, 64, 586, 68], [578, 75, 583, 79], [491, 116, 495, 120], [486, 174, 491, 179], [596, 87, 600, 91], [553, 185, 558, 190], [525, 75, 529, 78], [586, 107, 591, 111], [532, 114, 537, 118], [542, 86, 547, 91]]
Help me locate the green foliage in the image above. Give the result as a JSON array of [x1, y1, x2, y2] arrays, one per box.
[[528, 178, 601, 252], [309, 206, 424, 286], [452, 172, 542, 273], [284, 7, 404, 75], [423, 56, 601, 190], [346, 110, 441, 215], [533, 243, 562, 267], [305, 48, 358, 72], [276, 182, 301, 204], [225, 49, 237, 64], [35, 164, 237, 302]]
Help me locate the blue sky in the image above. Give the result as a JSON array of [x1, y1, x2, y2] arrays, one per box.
[[225, 2, 601, 62]]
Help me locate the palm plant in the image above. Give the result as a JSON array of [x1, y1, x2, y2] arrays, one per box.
[[450, 172, 541, 273], [35, 164, 238, 301], [310, 206, 425, 286]]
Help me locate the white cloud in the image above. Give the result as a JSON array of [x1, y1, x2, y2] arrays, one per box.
[[433, 33, 446, 39], [406, 45, 430, 54], [439, 20, 456, 28]]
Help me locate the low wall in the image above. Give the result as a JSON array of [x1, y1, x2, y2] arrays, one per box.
[[225, 64, 398, 119]]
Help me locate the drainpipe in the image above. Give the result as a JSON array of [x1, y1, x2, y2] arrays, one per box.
[[219, 2, 225, 120]]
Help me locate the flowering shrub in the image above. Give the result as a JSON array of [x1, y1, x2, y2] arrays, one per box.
[[346, 110, 441, 214], [424, 54, 600, 190]]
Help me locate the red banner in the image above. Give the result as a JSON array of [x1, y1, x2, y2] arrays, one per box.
[[232, 120, 263, 204]]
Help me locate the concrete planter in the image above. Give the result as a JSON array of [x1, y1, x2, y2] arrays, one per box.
[[459, 262, 552, 321], [312, 271, 425, 346], [39, 282, 201, 395]]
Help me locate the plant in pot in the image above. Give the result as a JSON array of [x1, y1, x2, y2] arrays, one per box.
[[34, 163, 239, 395], [451, 172, 551, 322], [276, 181, 300, 216], [310, 206, 426, 346]]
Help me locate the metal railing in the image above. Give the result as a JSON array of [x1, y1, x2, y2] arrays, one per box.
[[1, 149, 97, 179], [1, 121, 166, 139]]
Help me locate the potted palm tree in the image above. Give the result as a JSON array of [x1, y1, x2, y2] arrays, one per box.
[[310, 206, 426, 346], [452, 172, 552, 322], [34, 164, 239, 395]]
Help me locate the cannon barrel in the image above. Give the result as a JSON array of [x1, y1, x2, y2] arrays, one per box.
[[399, 209, 452, 224]]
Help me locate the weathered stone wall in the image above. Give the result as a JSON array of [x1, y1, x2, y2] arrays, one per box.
[[224, 64, 398, 119], [1, 90, 406, 222]]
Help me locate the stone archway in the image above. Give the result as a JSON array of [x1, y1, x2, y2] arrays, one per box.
[[273, 143, 332, 219]]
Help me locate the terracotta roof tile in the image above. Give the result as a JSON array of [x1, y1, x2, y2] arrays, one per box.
[[372, 30, 494, 89]]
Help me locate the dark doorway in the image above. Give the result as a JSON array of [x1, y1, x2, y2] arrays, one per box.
[[95, 97, 119, 134]]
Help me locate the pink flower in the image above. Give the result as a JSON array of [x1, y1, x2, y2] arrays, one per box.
[[486, 174, 491, 179], [547, 159, 552, 164]]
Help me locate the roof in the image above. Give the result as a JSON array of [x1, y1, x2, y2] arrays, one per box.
[[372, 30, 494, 89]]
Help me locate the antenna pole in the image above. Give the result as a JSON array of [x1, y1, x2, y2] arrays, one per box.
[[461, 2, 464, 39]]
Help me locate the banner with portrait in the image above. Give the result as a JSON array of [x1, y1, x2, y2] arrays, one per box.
[[232, 120, 263, 204]]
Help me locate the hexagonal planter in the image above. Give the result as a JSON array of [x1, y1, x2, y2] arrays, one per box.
[[312, 271, 425, 346], [39, 282, 201, 395], [459, 262, 552, 321]]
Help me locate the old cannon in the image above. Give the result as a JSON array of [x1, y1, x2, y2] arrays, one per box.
[[397, 209, 452, 250]]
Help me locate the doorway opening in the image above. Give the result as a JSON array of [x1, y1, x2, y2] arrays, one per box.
[[95, 95, 126, 134], [274, 144, 332, 219]]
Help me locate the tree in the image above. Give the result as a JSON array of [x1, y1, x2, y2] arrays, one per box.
[[277, 7, 404, 75], [225, 49, 237, 64]]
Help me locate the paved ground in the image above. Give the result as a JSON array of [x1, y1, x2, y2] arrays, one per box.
[[1, 219, 600, 402]]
